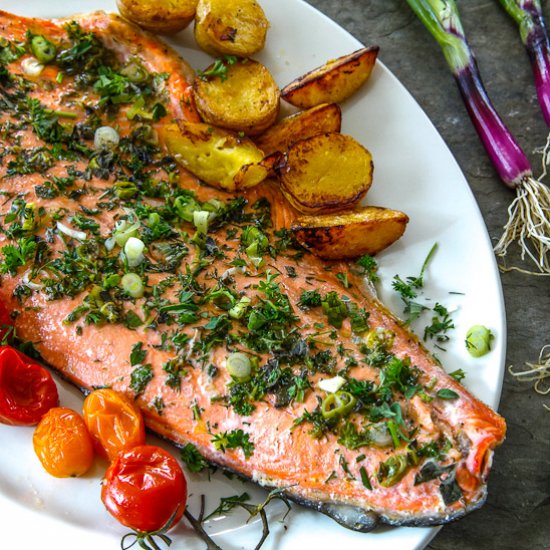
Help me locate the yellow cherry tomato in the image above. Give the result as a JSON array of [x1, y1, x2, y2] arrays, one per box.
[[33, 407, 94, 477]]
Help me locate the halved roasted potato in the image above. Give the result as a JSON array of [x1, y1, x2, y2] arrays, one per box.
[[281, 46, 379, 109], [193, 58, 280, 136], [291, 206, 409, 260], [278, 132, 373, 214], [117, 0, 198, 33], [163, 122, 272, 192], [254, 103, 342, 155], [194, 0, 269, 56]]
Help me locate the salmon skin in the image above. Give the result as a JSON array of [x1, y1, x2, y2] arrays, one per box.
[[0, 9, 505, 531]]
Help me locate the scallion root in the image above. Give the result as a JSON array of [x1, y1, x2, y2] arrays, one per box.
[[509, 345, 550, 397], [494, 134, 550, 275]]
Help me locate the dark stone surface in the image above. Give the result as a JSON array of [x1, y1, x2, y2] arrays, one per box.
[[304, 1, 550, 548]]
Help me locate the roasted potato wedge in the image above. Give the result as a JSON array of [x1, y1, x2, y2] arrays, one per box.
[[281, 46, 379, 109], [117, 0, 198, 33], [291, 207, 409, 260], [278, 132, 373, 214], [194, 0, 269, 56], [254, 103, 341, 155], [193, 58, 280, 136], [164, 122, 271, 192]]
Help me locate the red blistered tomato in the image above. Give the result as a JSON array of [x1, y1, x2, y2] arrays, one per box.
[[101, 445, 187, 534], [0, 346, 59, 425], [33, 407, 95, 477], [82, 388, 145, 462]]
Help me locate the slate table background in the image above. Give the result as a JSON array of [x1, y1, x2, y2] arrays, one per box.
[[305, 1, 550, 548]]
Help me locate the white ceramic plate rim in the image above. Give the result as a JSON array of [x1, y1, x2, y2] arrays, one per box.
[[0, 1, 506, 549]]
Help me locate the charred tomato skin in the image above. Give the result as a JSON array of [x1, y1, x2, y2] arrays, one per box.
[[101, 445, 187, 533], [0, 345, 59, 426], [33, 407, 95, 477], [83, 388, 145, 462]]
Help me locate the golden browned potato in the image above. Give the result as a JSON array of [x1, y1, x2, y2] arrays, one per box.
[[277, 132, 373, 214], [117, 0, 198, 33], [193, 58, 280, 136], [194, 0, 269, 56], [291, 206, 409, 260], [163, 122, 271, 192], [254, 103, 342, 155], [281, 46, 379, 109]]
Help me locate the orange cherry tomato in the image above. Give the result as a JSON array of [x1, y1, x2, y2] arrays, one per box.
[[33, 407, 94, 478], [102, 445, 187, 534], [83, 388, 145, 462], [0, 345, 59, 426]]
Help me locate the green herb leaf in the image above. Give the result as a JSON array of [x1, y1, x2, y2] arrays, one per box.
[[130, 363, 153, 395], [180, 443, 209, 473], [436, 388, 459, 400], [359, 466, 372, 490]]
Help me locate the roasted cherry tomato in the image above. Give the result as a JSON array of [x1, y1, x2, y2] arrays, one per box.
[[102, 445, 187, 534], [83, 388, 145, 462], [33, 407, 95, 477], [0, 345, 59, 425]]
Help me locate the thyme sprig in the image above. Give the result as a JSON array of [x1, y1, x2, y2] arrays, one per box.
[[184, 489, 292, 550]]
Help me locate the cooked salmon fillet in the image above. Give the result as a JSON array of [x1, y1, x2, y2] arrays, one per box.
[[0, 9, 505, 531]]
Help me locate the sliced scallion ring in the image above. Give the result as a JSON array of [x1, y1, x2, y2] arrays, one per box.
[[124, 237, 145, 267], [193, 210, 211, 235], [121, 273, 144, 298], [226, 352, 252, 381], [229, 296, 251, 319], [94, 126, 120, 150], [30, 35, 57, 63], [21, 57, 44, 77], [113, 220, 140, 247], [321, 391, 357, 422]]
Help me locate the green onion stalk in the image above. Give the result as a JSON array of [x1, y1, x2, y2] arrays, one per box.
[[406, 0, 550, 274], [497, 0, 550, 125]]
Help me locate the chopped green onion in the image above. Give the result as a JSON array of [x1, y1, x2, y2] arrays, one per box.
[[30, 35, 56, 63], [193, 210, 211, 234], [465, 324, 493, 357], [121, 273, 144, 298], [148, 212, 161, 227], [378, 453, 412, 487], [113, 219, 140, 247], [174, 195, 201, 222], [318, 375, 346, 394], [226, 352, 252, 380], [368, 422, 393, 448], [114, 180, 138, 199], [229, 295, 251, 319], [94, 126, 120, 150], [124, 237, 145, 267], [120, 61, 148, 84], [56, 221, 86, 241], [21, 57, 44, 77], [321, 391, 357, 422]]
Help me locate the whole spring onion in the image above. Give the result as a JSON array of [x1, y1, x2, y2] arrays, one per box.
[[497, 0, 550, 125], [406, 0, 550, 274]]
